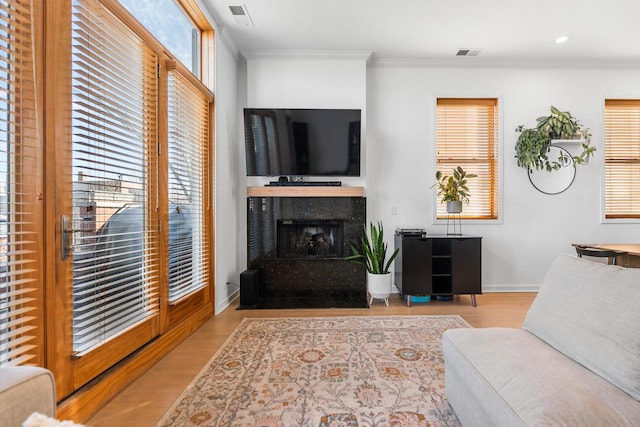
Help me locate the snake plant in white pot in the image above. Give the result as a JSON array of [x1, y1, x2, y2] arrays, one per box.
[[345, 221, 399, 306]]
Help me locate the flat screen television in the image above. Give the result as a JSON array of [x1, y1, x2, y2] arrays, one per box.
[[244, 108, 361, 177]]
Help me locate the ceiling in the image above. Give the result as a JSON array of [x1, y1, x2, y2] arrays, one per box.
[[201, 0, 640, 66]]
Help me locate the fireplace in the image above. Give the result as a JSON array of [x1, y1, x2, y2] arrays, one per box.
[[277, 219, 344, 258], [245, 196, 366, 309]]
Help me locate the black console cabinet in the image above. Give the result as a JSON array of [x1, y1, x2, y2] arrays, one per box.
[[394, 233, 482, 306]]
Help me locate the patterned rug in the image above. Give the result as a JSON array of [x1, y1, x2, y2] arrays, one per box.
[[156, 315, 470, 426]]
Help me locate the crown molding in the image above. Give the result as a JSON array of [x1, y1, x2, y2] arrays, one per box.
[[217, 26, 240, 61], [369, 56, 640, 70], [236, 48, 640, 69], [241, 49, 373, 63]]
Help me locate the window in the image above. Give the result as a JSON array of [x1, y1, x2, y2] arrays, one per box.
[[71, 0, 160, 355], [118, 0, 200, 76], [604, 99, 640, 219], [0, 0, 42, 366], [436, 98, 499, 220], [166, 62, 212, 302]]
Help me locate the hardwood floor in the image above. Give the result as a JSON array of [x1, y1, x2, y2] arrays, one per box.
[[86, 292, 536, 426]]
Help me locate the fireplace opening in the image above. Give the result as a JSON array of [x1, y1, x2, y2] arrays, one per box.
[[277, 219, 344, 258]]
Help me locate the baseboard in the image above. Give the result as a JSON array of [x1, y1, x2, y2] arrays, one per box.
[[482, 284, 540, 292], [216, 289, 239, 315], [221, 285, 536, 311], [394, 284, 540, 293]]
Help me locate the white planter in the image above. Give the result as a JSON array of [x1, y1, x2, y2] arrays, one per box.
[[367, 272, 392, 306]]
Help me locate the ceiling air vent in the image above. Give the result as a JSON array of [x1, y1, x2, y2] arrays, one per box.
[[228, 4, 253, 26], [456, 49, 481, 57]]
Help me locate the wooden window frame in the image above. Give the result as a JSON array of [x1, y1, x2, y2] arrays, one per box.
[[42, 0, 215, 418], [163, 60, 214, 311], [604, 99, 640, 220], [435, 98, 500, 221]]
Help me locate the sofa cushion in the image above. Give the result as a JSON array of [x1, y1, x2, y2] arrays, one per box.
[[523, 253, 640, 401], [443, 327, 640, 426], [0, 366, 56, 426]]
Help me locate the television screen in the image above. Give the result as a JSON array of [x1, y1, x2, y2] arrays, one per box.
[[244, 108, 361, 177]]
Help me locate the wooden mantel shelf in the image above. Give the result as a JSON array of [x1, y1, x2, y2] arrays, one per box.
[[247, 186, 365, 197]]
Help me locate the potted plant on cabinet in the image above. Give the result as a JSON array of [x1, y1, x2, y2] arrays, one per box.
[[434, 166, 477, 213], [515, 105, 596, 172], [345, 221, 399, 306]]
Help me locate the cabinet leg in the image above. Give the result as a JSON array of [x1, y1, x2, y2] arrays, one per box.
[[471, 294, 477, 307], [406, 295, 412, 307]]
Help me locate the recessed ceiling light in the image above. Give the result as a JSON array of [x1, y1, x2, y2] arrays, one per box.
[[555, 35, 571, 44]]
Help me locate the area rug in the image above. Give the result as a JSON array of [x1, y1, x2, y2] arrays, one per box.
[[156, 315, 470, 426]]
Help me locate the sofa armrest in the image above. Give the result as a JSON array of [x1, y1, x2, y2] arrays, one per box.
[[0, 366, 56, 427]]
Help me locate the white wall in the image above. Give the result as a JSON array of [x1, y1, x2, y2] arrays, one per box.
[[243, 52, 369, 189], [226, 51, 640, 305], [368, 63, 640, 290], [213, 52, 369, 312], [245, 53, 368, 108], [213, 35, 242, 314]]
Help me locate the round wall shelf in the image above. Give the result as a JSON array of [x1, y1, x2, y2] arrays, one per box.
[[527, 145, 576, 195]]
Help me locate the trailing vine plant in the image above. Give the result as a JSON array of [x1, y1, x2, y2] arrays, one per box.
[[515, 106, 596, 172]]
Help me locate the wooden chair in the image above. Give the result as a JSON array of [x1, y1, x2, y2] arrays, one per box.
[[574, 246, 626, 265]]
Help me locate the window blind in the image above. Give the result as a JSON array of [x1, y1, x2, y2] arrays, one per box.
[[71, 0, 159, 355], [436, 98, 498, 220], [166, 64, 211, 302], [0, 0, 40, 366], [604, 99, 640, 219]]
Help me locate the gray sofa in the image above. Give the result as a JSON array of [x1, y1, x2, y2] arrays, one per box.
[[0, 366, 56, 427], [443, 254, 640, 426]]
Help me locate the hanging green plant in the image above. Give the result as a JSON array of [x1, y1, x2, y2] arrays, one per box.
[[515, 106, 596, 171]]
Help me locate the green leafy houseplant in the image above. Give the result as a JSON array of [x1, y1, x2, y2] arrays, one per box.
[[346, 221, 399, 274], [434, 166, 477, 205], [515, 106, 596, 172]]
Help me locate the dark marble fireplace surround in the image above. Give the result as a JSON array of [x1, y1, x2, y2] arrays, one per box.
[[247, 196, 366, 308]]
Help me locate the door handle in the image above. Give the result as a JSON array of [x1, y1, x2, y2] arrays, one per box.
[[61, 214, 81, 260]]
